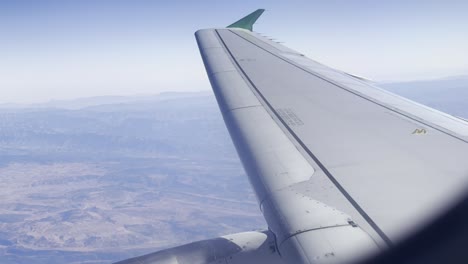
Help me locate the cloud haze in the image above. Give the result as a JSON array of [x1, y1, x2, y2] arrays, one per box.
[[0, 0, 467, 103]]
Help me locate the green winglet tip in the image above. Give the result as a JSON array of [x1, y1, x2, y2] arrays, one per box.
[[227, 9, 265, 31]]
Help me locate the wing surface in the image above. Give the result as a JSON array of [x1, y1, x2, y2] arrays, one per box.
[[195, 10, 468, 263]]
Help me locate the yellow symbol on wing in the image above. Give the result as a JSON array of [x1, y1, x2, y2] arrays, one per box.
[[412, 128, 428, 135]]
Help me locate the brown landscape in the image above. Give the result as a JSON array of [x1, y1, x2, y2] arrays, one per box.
[[0, 77, 467, 263]]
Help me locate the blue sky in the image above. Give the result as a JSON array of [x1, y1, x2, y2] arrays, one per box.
[[0, 0, 467, 103]]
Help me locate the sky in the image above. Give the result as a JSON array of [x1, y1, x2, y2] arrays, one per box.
[[0, 0, 467, 103]]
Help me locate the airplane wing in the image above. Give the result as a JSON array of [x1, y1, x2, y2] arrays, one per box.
[[115, 9, 468, 264], [195, 9, 468, 264]]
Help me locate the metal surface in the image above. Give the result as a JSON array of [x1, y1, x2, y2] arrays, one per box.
[[115, 231, 284, 264], [195, 25, 468, 263], [115, 10, 468, 264], [196, 28, 382, 263]]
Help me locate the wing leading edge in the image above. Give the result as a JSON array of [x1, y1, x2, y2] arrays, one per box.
[[196, 9, 468, 264]]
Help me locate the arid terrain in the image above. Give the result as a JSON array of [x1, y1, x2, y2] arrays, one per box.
[[0, 77, 467, 263], [0, 92, 265, 263]]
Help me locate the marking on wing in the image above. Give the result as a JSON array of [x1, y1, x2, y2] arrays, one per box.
[[239, 58, 256, 62], [412, 128, 428, 135], [276, 108, 304, 126]]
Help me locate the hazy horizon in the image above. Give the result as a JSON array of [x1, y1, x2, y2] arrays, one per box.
[[1, 74, 467, 105], [1, 1, 467, 103]]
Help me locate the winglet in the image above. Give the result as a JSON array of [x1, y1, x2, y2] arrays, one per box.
[[227, 9, 265, 31]]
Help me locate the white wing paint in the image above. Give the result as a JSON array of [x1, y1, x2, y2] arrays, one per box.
[[115, 9, 468, 264]]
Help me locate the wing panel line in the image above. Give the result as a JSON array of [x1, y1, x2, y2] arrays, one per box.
[[214, 29, 393, 246], [228, 30, 468, 145]]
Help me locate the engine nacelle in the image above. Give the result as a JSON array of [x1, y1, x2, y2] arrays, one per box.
[[114, 230, 285, 264]]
